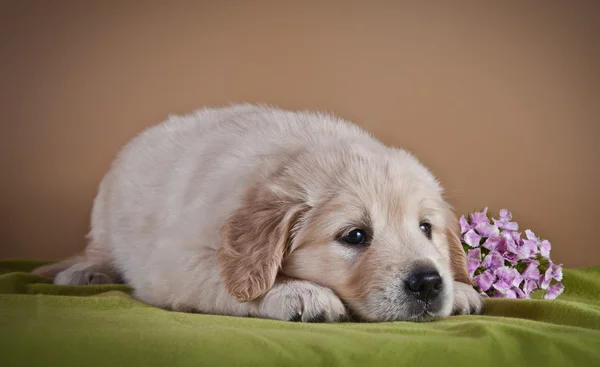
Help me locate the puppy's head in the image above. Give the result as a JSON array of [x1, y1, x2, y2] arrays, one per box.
[[218, 145, 470, 322]]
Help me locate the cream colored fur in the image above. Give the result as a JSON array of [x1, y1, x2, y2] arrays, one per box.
[[32, 104, 483, 322]]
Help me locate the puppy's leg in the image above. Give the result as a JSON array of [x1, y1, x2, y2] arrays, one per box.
[[31, 253, 87, 278], [54, 260, 119, 285], [451, 281, 485, 315], [256, 276, 348, 322], [32, 239, 119, 286]]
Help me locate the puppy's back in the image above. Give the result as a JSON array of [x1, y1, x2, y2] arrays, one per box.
[[95, 105, 377, 285]]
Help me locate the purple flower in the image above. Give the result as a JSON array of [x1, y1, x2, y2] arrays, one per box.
[[492, 267, 526, 298], [504, 230, 524, 253], [503, 288, 518, 299], [521, 230, 541, 253], [474, 222, 500, 238], [493, 209, 519, 231], [467, 248, 482, 276], [523, 279, 538, 296], [474, 270, 495, 292], [459, 216, 470, 234], [503, 253, 519, 266], [550, 263, 563, 282], [495, 266, 523, 288], [525, 229, 538, 242], [492, 278, 512, 295], [517, 239, 539, 260], [522, 261, 541, 280], [464, 229, 481, 248], [541, 268, 553, 290], [482, 237, 505, 252], [499, 209, 512, 221], [460, 208, 564, 300], [544, 282, 565, 300], [482, 251, 504, 270], [540, 264, 563, 290], [493, 281, 525, 299], [514, 286, 527, 299], [495, 220, 519, 231], [503, 232, 519, 255], [470, 208, 490, 226], [539, 240, 551, 259]]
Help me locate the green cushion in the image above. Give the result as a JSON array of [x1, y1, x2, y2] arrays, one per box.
[[1, 259, 599, 366]]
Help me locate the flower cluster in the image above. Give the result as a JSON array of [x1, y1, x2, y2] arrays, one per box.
[[460, 208, 564, 300]]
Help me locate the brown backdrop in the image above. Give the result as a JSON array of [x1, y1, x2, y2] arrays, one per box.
[[1, 1, 599, 267]]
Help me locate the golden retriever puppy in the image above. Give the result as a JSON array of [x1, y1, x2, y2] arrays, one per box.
[[32, 104, 484, 322]]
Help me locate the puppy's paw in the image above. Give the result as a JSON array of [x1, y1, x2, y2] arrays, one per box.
[[451, 281, 485, 316], [54, 262, 117, 286], [259, 280, 348, 323]]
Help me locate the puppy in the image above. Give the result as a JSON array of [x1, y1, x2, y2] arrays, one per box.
[[32, 104, 484, 322]]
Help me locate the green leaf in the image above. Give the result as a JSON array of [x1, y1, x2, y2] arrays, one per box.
[[515, 261, 527, 273], [530, 289, 544, 300], [538, 257, 549, 267]]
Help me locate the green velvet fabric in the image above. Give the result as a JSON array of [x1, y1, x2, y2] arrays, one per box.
[[1, 260, 599, 366]]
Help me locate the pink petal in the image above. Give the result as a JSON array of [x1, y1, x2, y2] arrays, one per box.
[[494, 210, 519, 231], [512, 271, 524, 288], [514, 286, 528, 299], [459, 216, 470, 234], [475, 222, 500, 238], [503, 253, 519, 266], [467, 247, 482, 276], [522, 262, 541, 280], [470, 208, 490, 226], [468, 260, 479, 277], [509, 231, 523, 246], [495, 266, 516, 285], [504, 288, 518, 299], [525, 229, 538, 242], [523, 279, 538, 295], [482, 251, 504, 270], [482, 237, 505, 252], [468, 247, 482, 261], [494, 220, 519, 231], [503, 233, 519, 255], [518, 240, 539, 260], [552, 264, 563, 282], [499, 209, 512, 221], [544, 282, 565, 300], [492, 279, 512, 294], [539, 240, 551, 258], [494, 266, 523, 288], [475, 270, 495, 292], [541, 267, 553, 290], [464, 229, 481, 248]]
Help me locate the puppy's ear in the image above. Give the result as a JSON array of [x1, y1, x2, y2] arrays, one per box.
[[445, 211, 473, 285], [218, 182, 308, 302]]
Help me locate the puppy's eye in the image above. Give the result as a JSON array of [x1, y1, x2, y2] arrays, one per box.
[[419, 221, 432, 240], [342, 229, 368, 245]]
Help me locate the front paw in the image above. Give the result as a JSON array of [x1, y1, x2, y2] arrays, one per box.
[[258, 280, 348, 323], [452, 281, 485, 316]]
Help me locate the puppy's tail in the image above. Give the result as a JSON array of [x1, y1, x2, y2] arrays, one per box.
[[31, 254, 86, 279]]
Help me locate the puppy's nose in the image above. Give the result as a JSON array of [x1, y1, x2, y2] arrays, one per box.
[[405, 270, 443, 302]]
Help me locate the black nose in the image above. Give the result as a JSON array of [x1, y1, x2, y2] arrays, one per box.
[[405, 270, 443, 302]]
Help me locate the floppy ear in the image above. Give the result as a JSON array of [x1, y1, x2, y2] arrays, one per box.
[[445, 212, 473, 285], [218, 184, 308, 302]]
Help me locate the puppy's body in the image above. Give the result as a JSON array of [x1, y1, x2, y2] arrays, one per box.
[[34, 105, 483, 322]]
